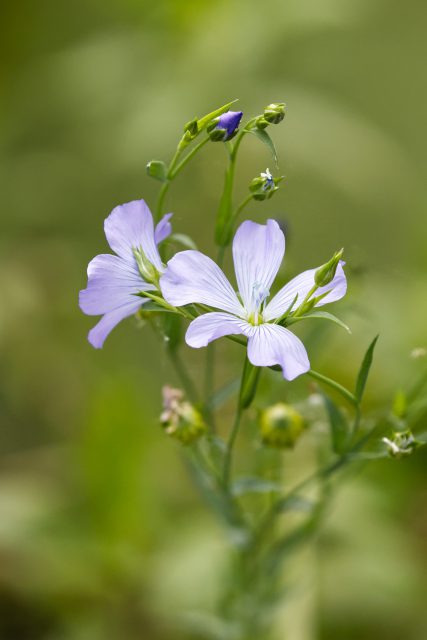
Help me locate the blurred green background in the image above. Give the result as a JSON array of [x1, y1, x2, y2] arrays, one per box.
[[1, 0, 427, 638]]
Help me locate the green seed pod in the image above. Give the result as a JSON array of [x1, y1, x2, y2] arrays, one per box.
[[259, 403, 304, 448], [160, 386, 206, 445]]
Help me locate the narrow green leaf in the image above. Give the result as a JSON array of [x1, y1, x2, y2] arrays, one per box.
[[248, 128, 278, 168], [146, 159, 167, 182], [322, 393, 350, 454], [141, 301, 175, 313], [355, 335, 379, 403], [287, 310, 351, 333], [276, 494, 314, 513], [231, 476, 281, 497], [169, 232, 198, 250]]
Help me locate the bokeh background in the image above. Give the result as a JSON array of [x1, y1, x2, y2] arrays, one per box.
[[1, 0, 426, 638]]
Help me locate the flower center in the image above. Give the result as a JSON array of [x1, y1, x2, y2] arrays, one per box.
[[247, 281, 270, 325]]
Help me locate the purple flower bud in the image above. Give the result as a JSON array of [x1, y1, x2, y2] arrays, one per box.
[[216, 110, 243, 140]]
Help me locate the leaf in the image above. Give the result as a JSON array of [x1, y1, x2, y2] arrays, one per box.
[[287, 310, 351, 334], [355, 335, 379, 403], [249, 128, 278, 168], [141, 301, 175, 313], [322, 393, 350, 454], [146, 159, 167, 182], [231, 476, 282, 497], [169, 233, 198, 250], [276, 495, 314, 513]]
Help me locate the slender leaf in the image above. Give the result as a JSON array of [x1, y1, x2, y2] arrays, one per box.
[[231, 476, 281, 497], [355, 335, 379, 403], [322, 393, 350, 454], [287, 310, 351, 333], [169, 232, 198, 250], [249, 128, 278, 168]]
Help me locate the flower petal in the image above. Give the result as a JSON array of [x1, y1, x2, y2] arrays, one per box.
[[186, 312, 248, 348], [246, 323, 310, 381], [264, 261, 347, 321], [232, 219, 285, 312], [155, 213, 173, 245], [160, 250, 244, 316], [79, 254, 151, 316], [87, 300, 143, 349], [104, 199, 163, 271]]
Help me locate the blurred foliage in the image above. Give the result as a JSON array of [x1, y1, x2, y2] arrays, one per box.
[[0, 0, 426, 638]]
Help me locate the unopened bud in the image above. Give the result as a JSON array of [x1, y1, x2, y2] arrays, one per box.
[[264, 102, 286, 125], [207, 110, 243, 142], [160, 386, 206, 444], [314, 249, 344, 287], [183, 117, 199, 138], [259, 403, 304, 448]]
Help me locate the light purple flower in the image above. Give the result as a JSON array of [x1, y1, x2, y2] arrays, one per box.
[[217, 110, 243, 140], [160, 220, 346, 380], [79, 199, 172, 349]]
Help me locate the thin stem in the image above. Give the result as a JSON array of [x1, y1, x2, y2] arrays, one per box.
[[222, 404, 243, 489], [169, 136, 209, 179], [307, 369, 358, 406], [168, 347, 199, 404], [155, 181, 170, 221]]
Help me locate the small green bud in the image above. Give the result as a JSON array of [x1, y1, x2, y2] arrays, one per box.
[[255, 116, 269, 130], [208, 126, 228, 142], [160, 386, 206, 445], [146, 160, 167, 182], [264, 102, 286, 125], [382, 429, 421, 458], [314, 249, 344, 287], [259, 403, 304, 448], [184, 117, 199, 138], [133, 247, 160, 286]]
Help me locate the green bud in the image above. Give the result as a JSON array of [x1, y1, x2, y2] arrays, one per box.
[[259, 403, 304, 449], [132, 247, 160, 286], [382, 429, 422, 458], [160, 386, 206, 445], [314, 249, 344, 287], [146, 160, 167, 183], [208, 126, 228, 142], [184, 117, 199, 138], [255, 116, 269, 130], [264, 102, 286, 125]]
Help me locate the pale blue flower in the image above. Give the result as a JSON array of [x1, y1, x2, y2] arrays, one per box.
[[79, 199, 172, 348], [160, 220, 346, 380]]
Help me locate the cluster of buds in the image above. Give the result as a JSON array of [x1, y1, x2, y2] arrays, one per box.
[[249, 168, 283, 201], [382, 430, 421, 458], [255, 103, 286, 130], [259, 403, 304, 448], [207, 110, 243, 142], [160, 386, 206, 444]]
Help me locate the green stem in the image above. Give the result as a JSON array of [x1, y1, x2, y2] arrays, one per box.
[[222, 403, 243, 489], [168, 348, 199, 404], [307, 369, 358, 406], [169, 136, 209, 179]]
